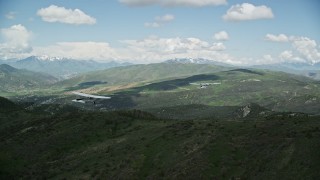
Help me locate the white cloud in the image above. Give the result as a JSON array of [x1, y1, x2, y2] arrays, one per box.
[[0, 27, 237, 64], [290, 36, 320, 64], [223, 3, 274, 21], [247, 54, 275, 65], [33, 42, 118, 61], [37, 5, 96, 25], [1, 25, 31, 47], [265, 34, 288, 42], [0, 24, 32, 59], [123, 37, 212, 53], [266, 34, 320, 64], [263, 54, 273, 62], [278, 50, 304, 63], [119, 0, 227, 7], [144, 22, 161, 28], [155, 14, 175, 22], [210, 42, 226, 51], [214, 31, 229, 41], [279, 50, 293, 60], [119, 36, 234, 63], [29, 36, 320, 64], [145, 14, 174, 28], [5, 11, 16, 19]]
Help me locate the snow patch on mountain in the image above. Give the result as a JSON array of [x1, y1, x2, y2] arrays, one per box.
[[164, 58, 234, 67], [36, 55, 67, 61]]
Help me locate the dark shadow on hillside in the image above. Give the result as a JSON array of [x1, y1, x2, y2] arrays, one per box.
[[101, 74, 220, 109], [102, 93, 140, 109], [228, 69, 264, 76], [145, 103, 272, 120], [78, 81, 107, 87], [146, 104, 240, 120], [0, 96, 20, 112], [65, 81, 108, 91], [139, 74, 220, 91]]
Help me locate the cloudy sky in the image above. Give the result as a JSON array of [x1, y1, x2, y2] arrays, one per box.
[[0, 0, 319, 65]]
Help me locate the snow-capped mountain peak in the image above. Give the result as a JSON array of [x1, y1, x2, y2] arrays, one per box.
[[164, 58, 234, 67], [165, 58, 212, 64], [34, 55, 67, 61]]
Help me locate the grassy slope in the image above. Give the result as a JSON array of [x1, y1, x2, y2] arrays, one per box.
[[0, 64, 58, 95], [5, 63, 319, 115], [76, 68, 320, 115], [55, 63, 230, 89], [0, 100, 320, 179], [7, 66, 319, 116]]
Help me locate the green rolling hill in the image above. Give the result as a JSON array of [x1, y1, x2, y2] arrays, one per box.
[[55, 63, 231, 89], [79, 68, 320, 116], [5, 63, 318, 117], [0, 64, 58, 96]]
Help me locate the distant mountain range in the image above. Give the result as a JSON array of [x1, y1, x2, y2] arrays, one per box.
[[252, 62, 320, 80], [56, 62, 231, 89], [165, 58, 320, 79], [1, 56, 319, 81], [0, 56, 132, 79], [164, 58, 234, 67], [0, 64, 57, 94]]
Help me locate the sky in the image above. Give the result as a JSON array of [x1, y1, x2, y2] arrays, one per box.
[[0, 0, 319, 65]]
